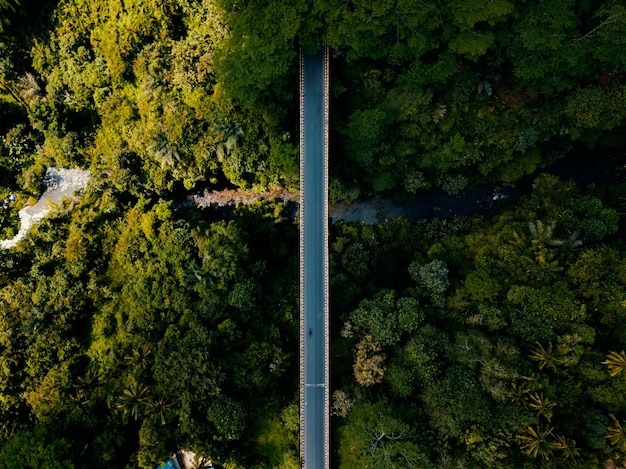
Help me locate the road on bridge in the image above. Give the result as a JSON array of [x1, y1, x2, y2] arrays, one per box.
[[300, 47, 330, 469]]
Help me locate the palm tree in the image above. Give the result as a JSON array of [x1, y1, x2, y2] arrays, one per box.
[[528, 392, 557, 422], [215, 121, 243, 161], [606, 414, 626, 450], [115, 380, 151, 421], [74, 369, 100, 389], [71, 370, 101, 405], [508, 380, 530, 404], [550, 433, 580, 460], [518, 425, 554, 459], [148, 132, 180, 168], [555, 334, 581, 360], [528, 220, 564, 247], [529, 342, 560, 372], [150, 396, 173, 426], [124, 343, 153, 370], [603, 351, 626, 378], [559, 230, 582, 252], [526, 220, 580, 265]]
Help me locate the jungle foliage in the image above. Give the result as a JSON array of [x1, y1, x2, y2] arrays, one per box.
[[1, 0, 626, 467], [331, 175, 626, 467], [0, 188, 300, 468], [1, 0, 626, 198], [1, 0, 300, 196]]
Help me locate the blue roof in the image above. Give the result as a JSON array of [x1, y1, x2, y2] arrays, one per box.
[[157, 459, 180, 469]]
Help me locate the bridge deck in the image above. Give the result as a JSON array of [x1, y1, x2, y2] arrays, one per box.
[[300, 47, 330, 469]]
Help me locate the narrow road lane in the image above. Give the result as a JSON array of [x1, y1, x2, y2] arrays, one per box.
[[300, 48, 330, 469]]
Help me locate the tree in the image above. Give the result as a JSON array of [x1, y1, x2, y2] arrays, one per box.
[[338, 401, 430, 469], [385, 324, 448, 399], [331, 389, 353, 418], [518, 425, 554, 459], [206, 396, 246, 441], [253, 402, 300, 468], [408, 259, 449, 307], [550, 433, 580, 460], [446, 0, 514, 59], [115, 379, 151, 421], [353, 334, 387, 387], [344, 107, 390, 168], [579, 4, 626, 68], [148, 396, 173, 426], [529, 342, 560, 372], [137, 418, 170, 469], [606, 414, 626, 451], [0, 427, 75, 468], [565, 85, 626, 134], [349, 290, 424, 346], [603, 351, 626, 378], [213, 0, 302, 109], [508, 0, 586, 93], [528, 392, 557, 422]]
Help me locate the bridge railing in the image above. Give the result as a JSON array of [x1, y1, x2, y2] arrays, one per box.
[[322, 45, 330, 469], [298, 48, 306, 465]]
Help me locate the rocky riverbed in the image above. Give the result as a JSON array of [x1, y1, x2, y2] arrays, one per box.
[[0, 168, 90, 249]]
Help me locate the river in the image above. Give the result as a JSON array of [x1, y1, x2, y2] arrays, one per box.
[[329, 146, 626, 224]]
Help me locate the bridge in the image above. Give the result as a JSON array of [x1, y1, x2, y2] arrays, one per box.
[[299, 47, 330, 468]]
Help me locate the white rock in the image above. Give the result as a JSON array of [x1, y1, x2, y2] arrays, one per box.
[[0, 167, 90, 250]]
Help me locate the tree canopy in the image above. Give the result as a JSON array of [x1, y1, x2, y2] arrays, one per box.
[[331, 175, 626, 467], [1, 0, 626, 466]]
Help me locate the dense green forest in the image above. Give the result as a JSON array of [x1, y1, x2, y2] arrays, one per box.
[[331, 174, 626, 467], [1, 0, 626, 467]]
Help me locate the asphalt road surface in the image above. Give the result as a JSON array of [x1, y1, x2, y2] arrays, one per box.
[[300, 48, 330, 468]]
